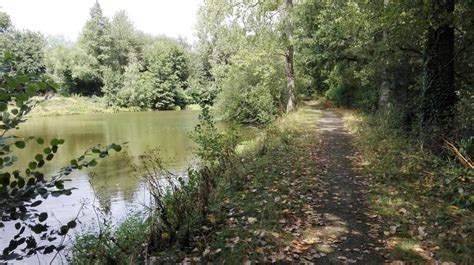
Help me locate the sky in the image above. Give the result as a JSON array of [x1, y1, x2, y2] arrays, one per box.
[[0, 0, 202, 42]]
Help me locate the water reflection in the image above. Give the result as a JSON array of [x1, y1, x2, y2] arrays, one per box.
[[1, 111, 200, 260], [13, 110, 200, 207], [2, 110, 256, 263]]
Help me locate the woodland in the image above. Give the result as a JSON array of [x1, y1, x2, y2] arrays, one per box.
[[0, 0, 472, 264]]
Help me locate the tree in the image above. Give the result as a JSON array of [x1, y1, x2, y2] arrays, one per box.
[[284, 0, 296, 113], [144, 39, 189, 110], [76, 1, 111, 95], [421, 0, 457, 148], [109, 10, 141, 73], [378, 0, 391, 110], [79, 1, 111, 65], [194, 0, 293, 124], [0, 11, 12, 33], [0, 30, 46, 75]]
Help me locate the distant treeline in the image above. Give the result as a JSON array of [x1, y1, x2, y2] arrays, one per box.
[[0, 3, 193, 110]]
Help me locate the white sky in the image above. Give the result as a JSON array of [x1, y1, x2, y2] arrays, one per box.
[[0, 0, 202, 42]]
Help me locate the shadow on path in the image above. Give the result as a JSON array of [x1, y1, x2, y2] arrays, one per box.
[[310, 108, 385, 264]]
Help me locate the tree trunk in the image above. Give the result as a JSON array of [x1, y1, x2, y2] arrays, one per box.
[[378, 0, 391, 110], [421, 0, 456, 149], [285, 0, 296, 113]]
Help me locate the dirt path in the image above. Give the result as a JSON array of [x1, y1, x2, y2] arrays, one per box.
[[310, 109, 385, 264]]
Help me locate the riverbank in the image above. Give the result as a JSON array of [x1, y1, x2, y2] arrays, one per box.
[[28, 95, 201, 117], [71, 102, 471, 264]]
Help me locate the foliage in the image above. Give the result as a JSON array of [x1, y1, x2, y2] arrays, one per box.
[[141, 39, 189, 110], [44, 41, 103, 96], [0, 30, 46, 75], [194, 0, 293, 124], [103, 38, 189, 110], [218, 46, 285, 124], [79, 1, 111, 66], [341, 109, 473, 263], [72, 215, 149, 264], [36, 2, 193, 108], [294, 0, 472, 147], [0, 11, 12, 33]]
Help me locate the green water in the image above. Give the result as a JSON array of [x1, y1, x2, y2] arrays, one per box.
[[9, 110, 201, 226], [3, 110, 257, 262], [2, 110, 216, 262]]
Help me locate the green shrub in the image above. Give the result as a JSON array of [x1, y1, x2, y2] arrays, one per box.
[[218, 48, 285, 124], [72, 215, 149, 264]]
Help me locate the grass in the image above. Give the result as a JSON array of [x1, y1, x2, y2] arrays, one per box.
[[29, 95, 141, 117], [27, 95, 201, 117], [179, 104, 324, 263], [339, 109, 474, 264]]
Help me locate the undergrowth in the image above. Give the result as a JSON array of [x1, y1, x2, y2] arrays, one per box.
[[340, 109, 473, 264]]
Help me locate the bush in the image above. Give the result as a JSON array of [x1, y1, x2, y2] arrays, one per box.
[[218, 48, 286, 124], [324, 65, 377, 111], [72, 215, 149, 264]]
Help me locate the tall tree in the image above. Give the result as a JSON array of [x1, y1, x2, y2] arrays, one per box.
[[79, 1, 111, 65], [109, 10, 140, 73], [378, 0, 391, 110], [421, 0, 457, 148], [284, 0, 296, 113]]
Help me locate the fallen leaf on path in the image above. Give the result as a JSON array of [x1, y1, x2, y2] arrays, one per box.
[[399, 208, 407, 215], [202, 246, 211, 257]]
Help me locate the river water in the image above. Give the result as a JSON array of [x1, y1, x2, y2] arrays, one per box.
[[1, 110, 210, 263]]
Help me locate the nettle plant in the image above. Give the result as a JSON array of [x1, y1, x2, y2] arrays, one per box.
[[0, 71, 122, 261]]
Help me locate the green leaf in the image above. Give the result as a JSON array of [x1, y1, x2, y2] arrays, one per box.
[[31, 224, 47, 234], [36, 138, 45, 144], [50, 139, 60, 146], [28, 161, 37, 170], [55, 181, 64, 189], [43, 245, 56, 254], [92, 148, 101, 154], [0, 102, 7, 111], [59, 225, 69, 235], [1, 173, 11, 186], [15, 141, 26, 149], [35, 154, 43, 162], [67, 220, 77, 229], [111, 144, 122, 152], [30, 200, 42, 207], [38, 212, 48, 222], [88, 160, 98, 167]]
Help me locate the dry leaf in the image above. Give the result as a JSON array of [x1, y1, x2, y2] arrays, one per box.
[[202, 246, 211, 257]]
